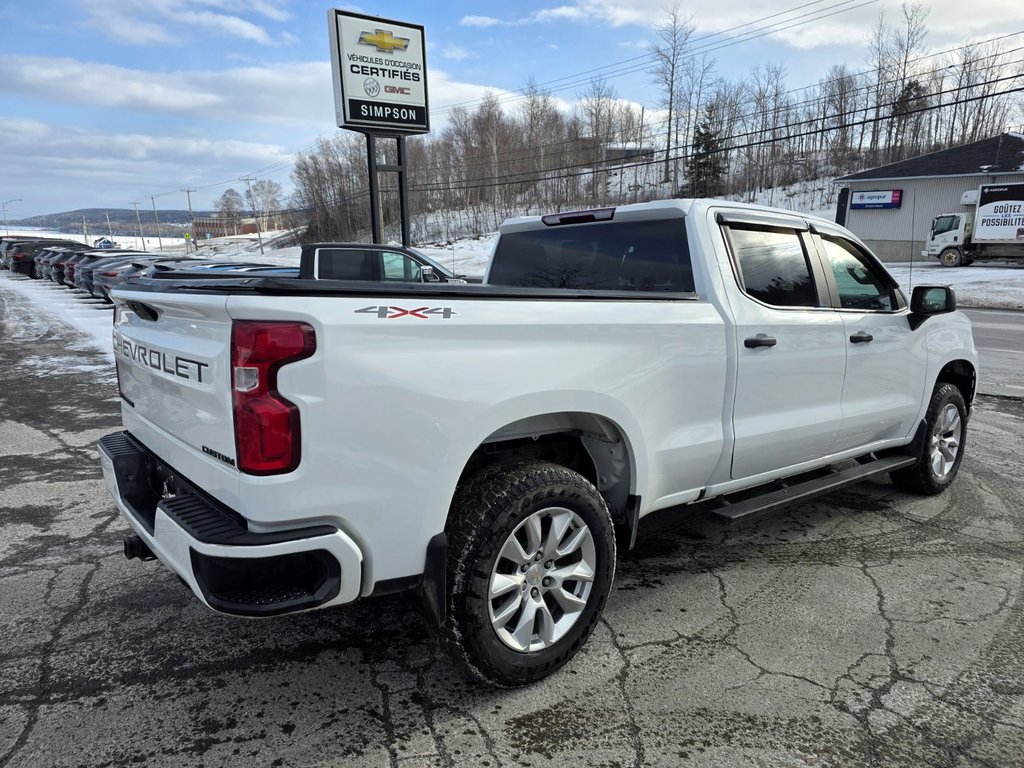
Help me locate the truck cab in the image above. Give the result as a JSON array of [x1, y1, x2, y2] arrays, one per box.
[[923, 213, 973, 267]]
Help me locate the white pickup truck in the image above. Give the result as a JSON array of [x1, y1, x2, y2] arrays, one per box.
[[99, 199, 977, 685]]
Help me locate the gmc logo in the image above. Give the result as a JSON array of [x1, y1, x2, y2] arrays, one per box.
[[385, 85, 411, 95]]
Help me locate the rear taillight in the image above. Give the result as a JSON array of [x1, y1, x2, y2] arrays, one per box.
[[102, 271, 119, 277], [231, 321, 316, 475], [13, 252, 26, 260]]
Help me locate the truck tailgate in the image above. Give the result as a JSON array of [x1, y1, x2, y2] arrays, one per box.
[[112, 291, 236, 467]]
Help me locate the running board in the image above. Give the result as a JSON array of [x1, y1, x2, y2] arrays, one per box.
[[709, 455, 917, 523]]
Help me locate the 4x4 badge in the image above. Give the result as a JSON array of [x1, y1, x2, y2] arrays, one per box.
[[355, 305, 456, 319]]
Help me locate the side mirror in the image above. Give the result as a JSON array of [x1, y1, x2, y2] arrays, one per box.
[[420, 265, 438, 282], [909, 285, 956, 329]]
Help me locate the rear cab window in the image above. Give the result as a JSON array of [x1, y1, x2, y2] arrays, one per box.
[[315, 249, 373, 280], [487, 219, 694, 293]]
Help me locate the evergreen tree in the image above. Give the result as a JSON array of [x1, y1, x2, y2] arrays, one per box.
[[686, 106, 727, 197]]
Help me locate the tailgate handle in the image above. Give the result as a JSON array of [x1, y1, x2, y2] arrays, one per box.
[[127, 301, 160, 322]]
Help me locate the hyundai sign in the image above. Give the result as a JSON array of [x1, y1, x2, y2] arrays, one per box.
[[850, 189, 903, 210], [328, 10, 429, 134]]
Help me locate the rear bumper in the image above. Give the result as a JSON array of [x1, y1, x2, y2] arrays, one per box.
[[98, 431, 363, 616]]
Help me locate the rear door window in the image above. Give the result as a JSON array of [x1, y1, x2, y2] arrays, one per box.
[[725, 225, 818, 308]]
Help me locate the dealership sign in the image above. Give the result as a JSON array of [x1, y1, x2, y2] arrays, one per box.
[[327, 10, 429, 134], [850, 189, 903, 210]]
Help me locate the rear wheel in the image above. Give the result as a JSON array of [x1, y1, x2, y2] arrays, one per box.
[[938, 248, 962, 267], [443, 460, 616, 686], [890, 383, 967, 495]]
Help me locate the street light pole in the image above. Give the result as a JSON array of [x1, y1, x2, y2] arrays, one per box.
[[2, 198, 22, 236], [150, 196, 164, 251], [129, 201, 147, 251]]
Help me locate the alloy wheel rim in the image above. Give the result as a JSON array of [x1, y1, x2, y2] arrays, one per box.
[[929, 403, 962, 478], [487, 506, 596, 653]]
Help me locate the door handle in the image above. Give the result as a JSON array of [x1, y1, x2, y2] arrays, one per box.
[[850, 331, 874, 344], [744, 335, 777, 349]]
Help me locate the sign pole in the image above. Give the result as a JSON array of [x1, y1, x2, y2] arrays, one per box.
[[397, 136, 410, 246], [366, 133, 383, 244]]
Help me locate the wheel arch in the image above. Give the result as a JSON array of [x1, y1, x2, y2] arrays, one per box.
[[458, 410, 639, 521], [935, 358, 976, 412]]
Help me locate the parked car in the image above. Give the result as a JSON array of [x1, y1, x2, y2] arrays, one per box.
[[8, 239, 83, 278], [300, 242, 480, 283], [74, 253, 149, 296], [87, 255, 162, 300], [36, 246, 74, 281], [54, 250, 107, 287]]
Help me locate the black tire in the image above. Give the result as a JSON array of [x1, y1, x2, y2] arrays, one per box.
[[938, 248, 962, 267], [443, 459, 616, 686], [890, 383, 967, 495]]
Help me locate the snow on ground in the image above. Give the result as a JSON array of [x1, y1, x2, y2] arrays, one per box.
[[887, 261, 1024, 310], [0, 272, 117, 368]]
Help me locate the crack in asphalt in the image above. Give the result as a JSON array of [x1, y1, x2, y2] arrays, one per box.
[[599, 617, 647, 768]]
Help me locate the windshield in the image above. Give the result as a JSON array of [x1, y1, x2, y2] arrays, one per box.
[[932, 215, 960, 236]]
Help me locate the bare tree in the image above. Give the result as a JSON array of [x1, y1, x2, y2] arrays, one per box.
[[650, 2, 694, 186], [246, 179, 284, 230], [215, 188, 245, 235]]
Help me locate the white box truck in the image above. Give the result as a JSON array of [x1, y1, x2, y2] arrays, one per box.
[[923, 182, 1024, 267]]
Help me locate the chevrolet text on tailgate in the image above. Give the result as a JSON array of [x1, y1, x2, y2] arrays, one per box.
[[99, 199, 978, 685]]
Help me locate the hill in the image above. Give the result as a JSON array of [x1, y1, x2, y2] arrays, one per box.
[[11, 207, 215, 235]]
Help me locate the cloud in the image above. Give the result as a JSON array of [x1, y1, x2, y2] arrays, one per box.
[[454, 0, 1024, 53], [0, 56, 335, 127], [76, 0, 283, 46], [442, 43, 469, 61], [0, 114, 294, 211], [459, 15, 501, 28]]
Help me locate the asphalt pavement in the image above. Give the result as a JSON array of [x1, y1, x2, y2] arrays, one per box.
[[1, 286, 1023, 768], [963, 308, 1024, 398]]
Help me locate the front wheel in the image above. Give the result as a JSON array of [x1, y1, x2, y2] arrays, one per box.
[[443, 460, 616, 686], [938, 248, 962, 267], [890, 383, 967, 495]]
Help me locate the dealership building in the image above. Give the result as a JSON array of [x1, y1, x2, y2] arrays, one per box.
[[835, 132, 1024, 262]]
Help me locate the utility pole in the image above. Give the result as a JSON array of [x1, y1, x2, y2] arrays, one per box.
[[130, 201, 147, 251], [83, 214, 89, 244], [182, 188, 195, 253], [150, 195, 164, 251], [239, 176, 265, 255], [105, 212, 113, 239], [2, 198, 21, 236]]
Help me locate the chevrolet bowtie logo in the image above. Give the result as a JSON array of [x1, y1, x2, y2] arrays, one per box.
[[358, 29, 410, 54]]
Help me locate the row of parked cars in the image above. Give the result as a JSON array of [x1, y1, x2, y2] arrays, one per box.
[[0, 235, 299, 301]]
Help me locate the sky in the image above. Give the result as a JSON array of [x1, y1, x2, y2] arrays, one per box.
[[0, 0, 1020, 218]]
